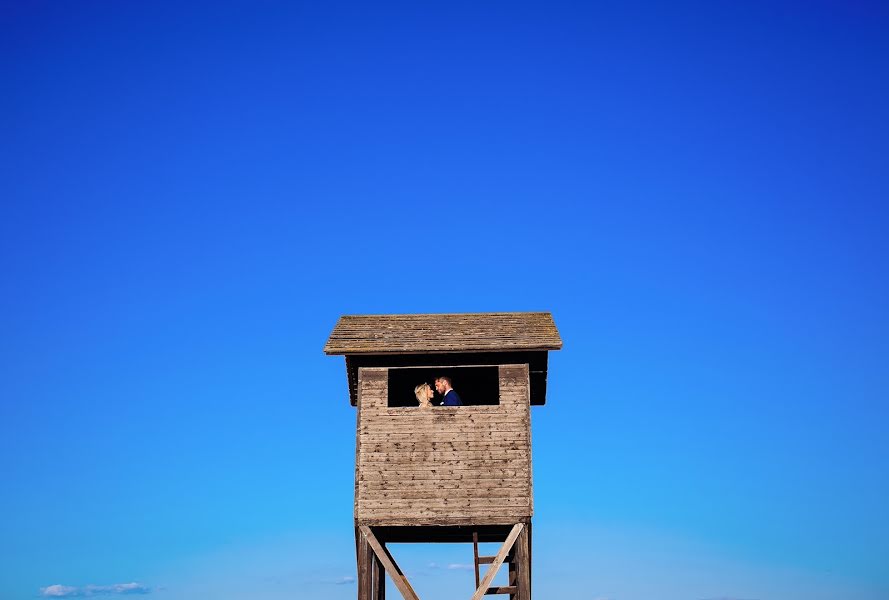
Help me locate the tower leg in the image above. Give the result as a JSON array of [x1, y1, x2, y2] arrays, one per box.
[[513, 522, 531, 600], [373, 550, 385, 600], [508, 548, 517, 600], [357, 527, 386, 599], [358, 525, 419, 600], [356, 526, 372, 600]]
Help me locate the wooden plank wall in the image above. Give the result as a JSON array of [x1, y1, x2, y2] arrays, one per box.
[[355, 364, 532, 526]]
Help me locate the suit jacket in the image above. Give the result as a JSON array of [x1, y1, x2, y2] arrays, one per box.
[[442, 389, 462, 406]]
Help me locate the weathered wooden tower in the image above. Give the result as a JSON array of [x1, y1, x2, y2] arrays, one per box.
[[324, 312, 562, 600]]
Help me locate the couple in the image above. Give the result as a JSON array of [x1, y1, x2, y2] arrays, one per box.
[[414, 376, 463, 407]]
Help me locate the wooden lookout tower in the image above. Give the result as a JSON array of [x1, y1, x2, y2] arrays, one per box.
[[324, 312, 562, 600]]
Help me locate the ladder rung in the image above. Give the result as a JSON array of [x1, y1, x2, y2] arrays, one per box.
[[478, 555, 510, 564], [486, 586, 517, 595]]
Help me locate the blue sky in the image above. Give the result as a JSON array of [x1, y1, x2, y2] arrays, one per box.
[[1, 1, 888, 599]]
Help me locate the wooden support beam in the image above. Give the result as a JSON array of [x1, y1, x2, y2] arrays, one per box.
[[357, 527, 371, 600], [508, 543, 517, 600], [470, 524, 524, 600], [359, 525, 420, 600], [487, 586, 517, 595], [473, 532, 481, 590], [513, 522, 531, 599], [373, 550, 386, 600]]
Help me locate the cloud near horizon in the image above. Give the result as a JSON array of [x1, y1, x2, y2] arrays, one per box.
[[427, 561, 475, 572], [40, 583, 152, 597], [305, 575, 356, 585]]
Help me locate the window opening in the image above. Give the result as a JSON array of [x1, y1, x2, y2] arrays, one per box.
[[387, 366, 499, 407]]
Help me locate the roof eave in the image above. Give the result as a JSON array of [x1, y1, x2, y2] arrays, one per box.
[[324, 344, 562, 356]]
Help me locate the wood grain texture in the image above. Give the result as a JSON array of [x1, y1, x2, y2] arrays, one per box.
[[356, 527, 370, 600], [471, 524, 524, 600], [360, 469, 529, 481], [355, 365, 533, 525], [360, 526, 420, 600], [324, 312, 562, 355], [357, 516, 527, 527], [514, 522, 531, 599]]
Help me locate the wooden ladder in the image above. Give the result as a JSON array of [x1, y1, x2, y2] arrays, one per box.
[[472, 531, 517, 597]]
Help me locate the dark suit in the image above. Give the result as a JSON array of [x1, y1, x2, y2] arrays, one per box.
[[442, 389, 462, 406]]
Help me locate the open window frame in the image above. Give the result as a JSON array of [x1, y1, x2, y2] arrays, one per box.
[[387, 365, 500, 407]]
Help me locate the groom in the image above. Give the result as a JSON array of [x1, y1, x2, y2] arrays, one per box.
[[435, 376, 463, 406]]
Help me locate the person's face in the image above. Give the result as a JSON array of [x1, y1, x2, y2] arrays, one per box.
[[425, 385, 434, 401], [434, 379, 445, 394]]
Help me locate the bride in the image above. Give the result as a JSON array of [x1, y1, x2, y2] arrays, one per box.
[[414, 382, 434, 408]]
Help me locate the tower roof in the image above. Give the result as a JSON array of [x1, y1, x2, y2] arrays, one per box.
[[323, 312, 562, 355]]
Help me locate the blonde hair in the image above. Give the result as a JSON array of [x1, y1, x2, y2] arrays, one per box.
[[414, 383, 432, 407]]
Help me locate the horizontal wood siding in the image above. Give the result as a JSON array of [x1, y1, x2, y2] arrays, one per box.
[[355, 365, 532, 525]]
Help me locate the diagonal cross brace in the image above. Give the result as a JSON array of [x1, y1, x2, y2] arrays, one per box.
[[470, 523, 524, 600], [359, 525, 420, 600]]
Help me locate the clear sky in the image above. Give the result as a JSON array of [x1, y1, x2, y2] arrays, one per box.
[[1, 1, 888, 599]]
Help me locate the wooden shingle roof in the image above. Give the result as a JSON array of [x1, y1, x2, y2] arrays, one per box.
[[324, 312, 562, 355]]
